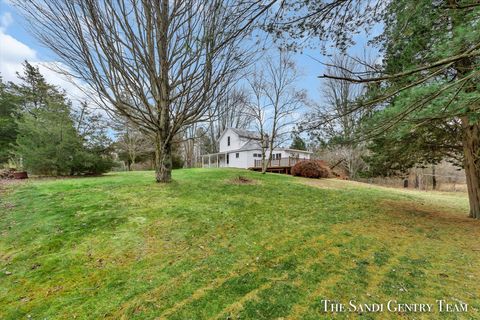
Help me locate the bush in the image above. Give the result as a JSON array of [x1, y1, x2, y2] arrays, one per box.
[[70, 148, 117, 175], [291, 160, 331, 179]]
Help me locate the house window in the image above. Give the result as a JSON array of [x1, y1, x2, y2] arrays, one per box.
[[227, 136, 230, 146], [274, 153, 282, 159], [226, 154, 229, 164], [253, 153, 260, 158], [236, 153, 239, 158]]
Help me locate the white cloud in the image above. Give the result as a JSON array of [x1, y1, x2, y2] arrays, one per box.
[[0, 32, 37, 79], [0, 15, 92, 106], [0, 11, 13, 30]]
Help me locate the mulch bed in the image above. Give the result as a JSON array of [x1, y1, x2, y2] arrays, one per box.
[[228, 175, 257, 185]]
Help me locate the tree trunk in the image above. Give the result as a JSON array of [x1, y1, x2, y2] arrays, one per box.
[[461, 118, 480, 218], [261, 151, 268, 174], [155, 131, 172, 183], [153, 0, 172, 183], [260, 136, 268, 174], [447, 1, 480, 218], [432, 165, 436, 190]]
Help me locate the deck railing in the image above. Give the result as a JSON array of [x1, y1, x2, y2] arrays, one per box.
[[253, 157, 307, 168]]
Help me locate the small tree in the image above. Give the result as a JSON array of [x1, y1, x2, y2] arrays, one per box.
[[289, 132, 307, 150], [246, 51, 304, 173], [115, 117, 153, 171], [15, 101, 82, 175], [72, 102, 116, 174]]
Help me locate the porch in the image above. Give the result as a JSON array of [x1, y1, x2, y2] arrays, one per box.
[[201, 152, 227, 168]]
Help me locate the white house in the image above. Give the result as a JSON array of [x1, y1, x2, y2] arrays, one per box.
[[201, 128, 312, 169]]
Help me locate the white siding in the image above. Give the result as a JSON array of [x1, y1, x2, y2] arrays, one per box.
[[219, 128, 242, 152], [226, 150, 249, 168], [208, 128, 312, 169], [285, 150, 311, 159], [246, 149, 263, 167], [264, 150, 310, 160]]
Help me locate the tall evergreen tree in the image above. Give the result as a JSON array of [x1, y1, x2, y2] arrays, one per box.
[[364, 0, 480, 217], [13, 61, 114, 175], [270, 0, 480, 218], [0, 77, 20, 164]]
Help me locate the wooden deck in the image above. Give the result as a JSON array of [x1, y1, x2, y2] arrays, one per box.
[[249, 166, 294, 174], [248, 157, 307, 174]]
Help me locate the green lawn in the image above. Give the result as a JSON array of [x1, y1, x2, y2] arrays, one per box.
[[1, 169, 479, 319]]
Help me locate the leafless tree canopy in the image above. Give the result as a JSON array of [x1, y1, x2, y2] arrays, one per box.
[[13, 0, 275, 182], [319, 55, 366, 140], [246, 51, 305, 173], [307, 55, 368, 178], [206, 87, 253, 153]]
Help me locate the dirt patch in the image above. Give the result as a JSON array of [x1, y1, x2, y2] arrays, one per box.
[[381, 199, 479, 226], [228, 176, 257, 185], [296, 177, 360, 190], [0, 179, 26, 191]]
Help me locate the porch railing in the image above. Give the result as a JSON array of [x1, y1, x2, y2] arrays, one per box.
[[253, 157, 308, 168]]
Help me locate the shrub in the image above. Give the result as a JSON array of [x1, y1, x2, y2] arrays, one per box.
[[291, 160, 331, 179]]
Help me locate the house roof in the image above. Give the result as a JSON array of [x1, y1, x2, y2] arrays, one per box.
[[202, 146, 313, 155], [217, 127, 262, 145], [281, 148, 313, 154], [238, 140, 262, 151], [229, 128, 261, 140]]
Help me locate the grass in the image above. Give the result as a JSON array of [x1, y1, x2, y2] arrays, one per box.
[[0, 168, 479, 319]]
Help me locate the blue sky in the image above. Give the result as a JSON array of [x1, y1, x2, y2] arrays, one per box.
[[0, 1, 89, 100], [0, 1, 380, 109]]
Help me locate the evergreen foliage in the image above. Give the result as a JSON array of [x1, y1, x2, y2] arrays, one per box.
[[1, 61, 115, 175], [0, 77, 20, 163], [289, 133, 307, 150], [363, 0, 479, 176]]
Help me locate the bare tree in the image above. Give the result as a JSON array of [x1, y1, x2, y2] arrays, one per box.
[[179, 87, 253, 167], [181, 124, 198, 168], [309, 55, 368, 178], [246, 75, 270, 172], [181, 123, 208, 168], [206, 87, 253, 153], [115, 118, 153, 171], [13, 0, 276, 182], [246, 51, 305, 173], [322, 55, 366, 140]]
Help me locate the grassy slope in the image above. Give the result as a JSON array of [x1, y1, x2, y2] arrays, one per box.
[[0, 169, 479, 319]]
